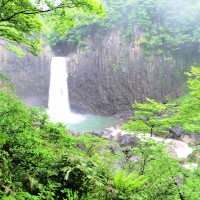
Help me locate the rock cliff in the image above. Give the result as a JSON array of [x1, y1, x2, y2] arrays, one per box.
[[0, 29, 191, 116], [64, 28, 187, 116], [0, 46, 52, 107]]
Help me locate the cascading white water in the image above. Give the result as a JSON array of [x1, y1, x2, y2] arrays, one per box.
[[48, 57, 70, 123], [48, 57, 84, 123]]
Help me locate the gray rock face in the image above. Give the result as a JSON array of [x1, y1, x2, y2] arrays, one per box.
[[110, 145, 123, 154], [169, 125, 184, 139], [66, 28, 187, 115], [101, 132, 114, 140], [91, 130, 103, 137], [190, 133, 200, 141], [117, 134, 137, 147], [0, 46, 52, 107]]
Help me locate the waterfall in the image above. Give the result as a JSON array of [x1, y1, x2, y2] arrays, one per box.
[[48, 57, 84, 124], [48, 57, 70, 123]]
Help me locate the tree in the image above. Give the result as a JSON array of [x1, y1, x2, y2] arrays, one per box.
[[49, 0, 200, 61], [122, 98, 177, 136], [126, 139, 182, 200], [0, 0, 104, 56], [176, 66, 200, 132], [123, 66, 200, 135]]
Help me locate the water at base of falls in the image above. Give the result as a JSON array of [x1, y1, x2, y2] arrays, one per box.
[[48, 110, 85, 124], [67, 115, 119, 132]]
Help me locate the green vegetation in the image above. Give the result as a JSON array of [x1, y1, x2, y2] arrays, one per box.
[[2, 0, 200, 63], [0, 67, 200, 199], [122, 98, 176, 136], [50, 0, 200, 61], [1, 0, 200, 199], [0, 0, 104, 56], [123, 66, 200, 136], [0, 90, 111, 199], [177, 67, 200, 132], [0, 90, 176, 199]]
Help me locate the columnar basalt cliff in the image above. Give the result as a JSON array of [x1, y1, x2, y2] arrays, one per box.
[[0, 46, 52, 107], [65, 28, 187, 116]]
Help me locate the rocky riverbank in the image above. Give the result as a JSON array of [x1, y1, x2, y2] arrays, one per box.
[[71, 125, 199, 165]]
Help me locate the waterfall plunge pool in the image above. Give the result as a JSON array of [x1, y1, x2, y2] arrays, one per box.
[[47, 109, 120, 133], [66, 114, 119, 133]]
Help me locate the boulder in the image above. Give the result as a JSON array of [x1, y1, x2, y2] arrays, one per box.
[[110, 145, 123, 154], [165, 146, 177, 158], [174, 176, 183, 185], [91, 130, 103, 137], [169, 126, 184, 139], [190, 133, 200, 141], [182, 163, 198, 172], [101, 132, 113, 140], [129, 155, 140, 162], [180, 134, 191, 143], [117, 134, 137, 147], [113, 110, 133, 120]]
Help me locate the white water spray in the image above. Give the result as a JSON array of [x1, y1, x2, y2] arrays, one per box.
[[48, 57, 84, 123]]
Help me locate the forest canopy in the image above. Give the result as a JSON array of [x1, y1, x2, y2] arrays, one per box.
[[52, 0, 200, 60], [0, 0, 104, 56]]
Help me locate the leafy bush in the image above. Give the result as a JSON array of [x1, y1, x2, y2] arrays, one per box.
[[0, 91, 120, 199]]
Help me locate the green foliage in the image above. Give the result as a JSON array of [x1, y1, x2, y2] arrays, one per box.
[[42, 0, 105, 47], [176, 66, 200, 132], [49, 0, 134, 46], [0, 73, 14, 92], [120, 66, 200, 198], [0, 91, 30, 137], [122, 120, 150, 133], [51, 0, 200, 63], [122, 98, 177, 136], [130, 0, 200, 58], [0, 90, 119, 199], [126, 139, 181, 200], [1, 70, 200, 199], [0, 0, 43, 56], [123, 66, 200, 135], [113, 170, 147, 199], [0, 0, 104, 56], [183, 167, 200, 200]]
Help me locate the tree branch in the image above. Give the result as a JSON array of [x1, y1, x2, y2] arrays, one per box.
[[0, 1, 91, 23]]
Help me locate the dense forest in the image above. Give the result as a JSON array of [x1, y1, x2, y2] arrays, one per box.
[[1, 0, 200, 199], [51, 0, 200, 61]]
